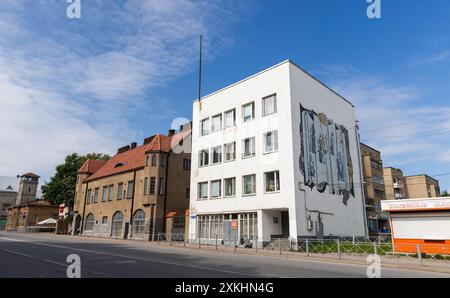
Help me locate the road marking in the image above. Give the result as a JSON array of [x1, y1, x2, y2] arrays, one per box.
[[0, 236, 257, 277], [44, 259, 67, 267], [3, 250, 33, 258]]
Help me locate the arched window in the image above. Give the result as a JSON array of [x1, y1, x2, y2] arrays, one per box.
[[111, 211, 123, 237], [85, 213, 95, 231], [132, 210, 145, 239]]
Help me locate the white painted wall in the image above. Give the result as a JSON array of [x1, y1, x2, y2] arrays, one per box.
[[189, 60, 367, 240]]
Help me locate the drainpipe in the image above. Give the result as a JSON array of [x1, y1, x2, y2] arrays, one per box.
[[355, 123, 369, 237], [162, 152, 169, 234], [80, 181, 89, 235]]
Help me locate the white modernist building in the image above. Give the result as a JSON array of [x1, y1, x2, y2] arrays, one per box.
[[189, 60, 367, 244]]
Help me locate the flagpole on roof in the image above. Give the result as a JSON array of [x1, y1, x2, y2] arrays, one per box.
[[198, 34, 203, 110]]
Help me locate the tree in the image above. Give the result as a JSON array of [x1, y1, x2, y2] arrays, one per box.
[[41, 153, 110, 206], [441, 190, 450, 197]]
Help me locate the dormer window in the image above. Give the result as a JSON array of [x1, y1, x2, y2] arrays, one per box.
[[114, 163, 126, 168]]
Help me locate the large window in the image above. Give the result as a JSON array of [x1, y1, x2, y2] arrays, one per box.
[[151, 155, 157, 166], [243, 174, 256, 196], [211, 146, 222, 164], [149, 177, 156, 195], [242, 137, 256, 158], [101, 186, 107, 202], [262, 94, 277, 116], [199, 149, 209, 167], [224, 142, 236, 162], [108, 185, 114, 201], [132, 210, 145, 239], [160, 155, 166, 167], [198, 182, 209, 200], [224, 177, 236, 197], [117, 183, 123, 200], [263, 130, 278, 154], [197, 215, 224, 239], [242, 102, 255, 122], [224, 109, 235, 128], [200, 118, 210, 136], [183, 159, 191, 170], [210, 180, 222, 198], [111, 211, 123, 238], [85, 213, 95, 231], [239, 213, 258, 240], [211, 114, 222, 132], [127, 181, 134, 199], [159, 177, 165, 195], [143, 177, 148, 195], [265, 171, 280, 193], [86, 189, 92, 204], [93, 188, 99, 203]]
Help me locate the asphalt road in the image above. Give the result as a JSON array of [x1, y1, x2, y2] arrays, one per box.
[[0, 231, 448, 278]]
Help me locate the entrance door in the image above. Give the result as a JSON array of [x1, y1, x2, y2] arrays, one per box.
[[223, 219, 238, 245], [281, 211, 289, 238], [74, 215, 81, 235]]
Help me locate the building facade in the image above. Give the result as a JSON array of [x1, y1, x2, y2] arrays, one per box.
[[0, 176, 19, 228], [404, 175, 440, 199], [360, 143, 387, 234], [383, 167, 406, 200], [72, 128, 191, 240], [189, 60, 367, 245], [6, 200, 58, 231]]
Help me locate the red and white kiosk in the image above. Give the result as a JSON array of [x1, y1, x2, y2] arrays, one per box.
[[381, 197, 450, 255]]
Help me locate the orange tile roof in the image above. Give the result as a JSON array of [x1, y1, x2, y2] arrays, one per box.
[[78, 159, 107, 174], [84, 133, 177, 182]]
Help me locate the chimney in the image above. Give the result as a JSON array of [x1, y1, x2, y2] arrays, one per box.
[[168, 129, 176, 137], [117, 145, 131, 155], [130, 142, 137, 150], [143, 136, 155, 145]]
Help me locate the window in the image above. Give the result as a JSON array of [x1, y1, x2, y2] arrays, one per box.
[[108, 185, 114, 201], [265, 171, 280, 193], [132, 210, 145, 239], [127, 181, 134, 199], [200, 118, 210, 136], [199, 149, 209, 167], [239, 213, 258, 240], [101, 186, 107, 202], [160, 155, 166, 167], [224, 109, 236, 128], [145, 156, 149, 167], [85, 214, 95, 231], [151, 155, 157, 166], [210, 180, 221, 198], [242, 102, 255, 122], [86, 189, 92, 204], [102, 216, 108, 225], [158, 177, 164, 195], [211, 146, 222, 164], [183, 159, 191, 171], [242, 137, 256, 158], [211, 114, 222, 132], [117, 183, 123, 200], [111, 211, 123, 237], [243, 174, 256, 196], [93, 188, 99, 203], [263, 130, 279, 154], [149, 177, 156, 195], [262, 94, 277, 116], [197, 215, 224, 239], [198, 182, 209, 200], [143, 177, 148, 195], [224, 142, 236, 162], [224, 177, 236, 197], [186, 188, 190, 199]]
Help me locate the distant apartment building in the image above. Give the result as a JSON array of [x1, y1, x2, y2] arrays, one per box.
[[189, 60, 367, 245], [72, 127, 191, 240], [360, 143, 387, 234], [404, 174, 440, 199], [383, 167, 406, 200], [0, 176, 19, 228]]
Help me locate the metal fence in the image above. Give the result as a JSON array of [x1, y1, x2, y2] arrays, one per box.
[[148, 233, 450, 268]]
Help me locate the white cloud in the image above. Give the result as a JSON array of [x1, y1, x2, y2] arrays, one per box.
[[0, 0, 251, 184]]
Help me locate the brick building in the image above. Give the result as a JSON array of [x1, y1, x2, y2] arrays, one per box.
[[6, 200, 58, 231], [72, 126, 191, 240]]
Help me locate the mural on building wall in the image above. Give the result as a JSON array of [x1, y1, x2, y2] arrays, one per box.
[[299, 105, 354, 205]]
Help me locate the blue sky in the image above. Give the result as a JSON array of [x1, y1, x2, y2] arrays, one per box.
[[1, 0, 450, 191]]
